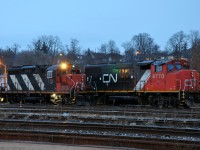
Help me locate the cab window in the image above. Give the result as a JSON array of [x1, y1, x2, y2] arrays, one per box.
[[47, 71, 53, 78], [155, 65, 162, 72], [168, 64, 174, 72], [176, 64, 182, 70]]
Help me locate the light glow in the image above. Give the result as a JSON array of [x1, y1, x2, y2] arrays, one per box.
[[60, 63, 67, 70], [51, 93, 56, 98]]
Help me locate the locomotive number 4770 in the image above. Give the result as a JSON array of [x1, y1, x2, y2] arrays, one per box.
[[152, 74, 165, 79]]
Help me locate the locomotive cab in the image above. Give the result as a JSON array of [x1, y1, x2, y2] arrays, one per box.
[[137, 59, 199, 91], [149, 59, 198, 92], [136, 59, 200, 107], [46, 63, 86, 104]]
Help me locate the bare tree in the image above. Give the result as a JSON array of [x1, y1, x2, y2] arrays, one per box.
[[11, 43, 20, 53], [0, 44, 18, 68], [189, 30, 200, 48], [67, 38, 81, 64], [122, 41, 135, 62], [98, 43, 107, 54], [83, 48, 95, 64], [106, 40, 120, 63], [15, 50, 51, 65], [31, 35, 63, 64], [189, 30, 200, 72], [107, 40, 120, 54], [149, 44, 160, 59], [131, 33, 158, 60], [166, 31, 188, 59], [32, 40, 43, 52]]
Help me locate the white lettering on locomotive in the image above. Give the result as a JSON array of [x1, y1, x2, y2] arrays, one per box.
[[152, 74, 164, 79], [103, 74, 117, 83]]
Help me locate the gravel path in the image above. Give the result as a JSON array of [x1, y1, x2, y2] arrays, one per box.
[[0, 141, 138, 150]]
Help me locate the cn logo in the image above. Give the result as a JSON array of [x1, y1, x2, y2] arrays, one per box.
[[103, 74, 117, 83]]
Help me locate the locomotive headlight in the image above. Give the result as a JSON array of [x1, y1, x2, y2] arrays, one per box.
[[60, 63, 67, 70], [0, 97, 4, 102], [51, 93, 56, 98]]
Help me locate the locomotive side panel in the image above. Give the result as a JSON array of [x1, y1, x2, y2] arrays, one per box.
[[7, 66, 49, 93], [85, 63, 136, 92]]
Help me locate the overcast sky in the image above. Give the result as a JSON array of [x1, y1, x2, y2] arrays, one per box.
[[0, 0, 200, 52]]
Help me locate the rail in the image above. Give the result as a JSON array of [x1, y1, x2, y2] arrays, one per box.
[[0, 120, 200, 150]]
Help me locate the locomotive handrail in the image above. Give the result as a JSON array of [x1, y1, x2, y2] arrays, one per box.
[[74, 82, 79, 93], [88, 76, 97, 92], [183, 79, 196, 91], [66, 75, 75, 98], [176, 79, 181, 91], [176, 79, 181, 100]]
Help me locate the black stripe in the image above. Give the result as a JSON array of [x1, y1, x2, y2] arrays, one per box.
[[28, 74, 41, 91], [7, 75, 16, 91], [16, 74, 28, 91]]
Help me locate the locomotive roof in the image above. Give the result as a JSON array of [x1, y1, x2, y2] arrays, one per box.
[[85, 63, 133, 68], [137, 60, 154, 66], [153, 60, 171, 66], [7, 65, 49, 71], [21, 66, 37, 69], [7, 65, 37, 71], [137, 59, 171, 66], [46, 65, 59, 71]]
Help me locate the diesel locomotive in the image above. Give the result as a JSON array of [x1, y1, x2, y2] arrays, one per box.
[[0, 59, 199, 107]]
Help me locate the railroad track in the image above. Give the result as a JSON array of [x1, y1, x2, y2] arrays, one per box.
[[1, 104, 200, 119], [0, 107, 200, 128], [1, 102, 200, 113], [1, 104, 200, 149], [0, 120, 200, 150], [1, 120, 200, 138]]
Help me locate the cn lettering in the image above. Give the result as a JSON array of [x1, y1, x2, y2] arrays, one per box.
[[103, 74, 118, 83]]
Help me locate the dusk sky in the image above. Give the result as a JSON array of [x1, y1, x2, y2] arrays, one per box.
[[0, 0, 200, 52]]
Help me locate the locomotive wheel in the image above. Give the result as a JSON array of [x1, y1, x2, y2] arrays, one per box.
[[148, 96, 155, 106], [96, 95, 107, 105], [138, 97, 149, 105], [88, 95, 97, 106], [61, 97, 69, 105]]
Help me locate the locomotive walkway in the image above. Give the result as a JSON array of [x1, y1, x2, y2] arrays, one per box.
[[0, 104, 200, 149]]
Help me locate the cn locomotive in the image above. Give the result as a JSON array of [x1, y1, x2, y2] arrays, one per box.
[[0, 59, 199, 107], [0, 63, 85, 104]]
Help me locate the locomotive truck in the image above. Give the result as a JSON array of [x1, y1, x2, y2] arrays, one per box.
[[0, 59, 199, 107]]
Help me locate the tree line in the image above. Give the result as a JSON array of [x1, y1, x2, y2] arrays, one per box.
[[0, 30, 200, 73]]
